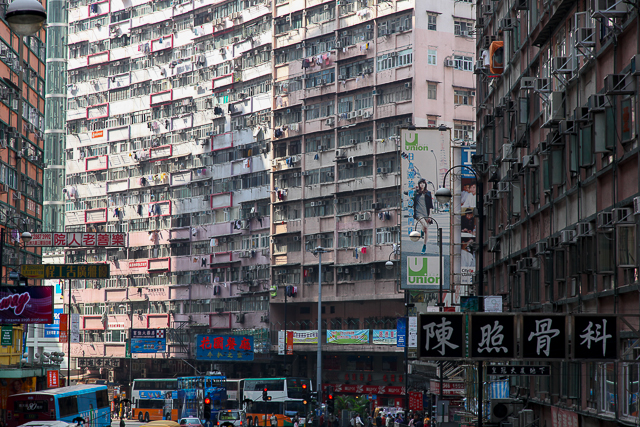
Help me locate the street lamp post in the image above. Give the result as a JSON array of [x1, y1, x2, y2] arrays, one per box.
[[434, 166, 484, 427], [313, 246, 327, 403], [409, 218, 444, 422]]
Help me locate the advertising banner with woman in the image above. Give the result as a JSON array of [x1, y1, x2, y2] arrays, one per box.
[[401, 128, 450, 291]]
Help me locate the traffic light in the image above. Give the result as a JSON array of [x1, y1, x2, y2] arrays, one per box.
[[301, 384, 310, 405], [327, 393, 334, 412], [262, 388, 270, 401], [204, 397, 212, 419], [489, 41, 504, 75]]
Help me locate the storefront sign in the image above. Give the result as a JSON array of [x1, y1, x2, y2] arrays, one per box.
[[59, 313, 68, 343], [21, 264, 110, 280], [131, 329, 166, 353], [196, 334, 254, 361], [0, 286, 54, 324], [327, 329, 369, 344], [46, 370, 59, 388], [1, 325, 13, 346], [372, 330, 397, 345], [24, 232, 125, 247]]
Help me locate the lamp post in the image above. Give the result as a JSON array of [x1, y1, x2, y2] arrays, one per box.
[[434, 165, 484, 427], [313, 246, 327, 403], [409, 218, 444, 422]]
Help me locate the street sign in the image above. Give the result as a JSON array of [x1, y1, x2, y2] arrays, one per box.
[[487, 365, 550, 376], [1, 325, 13, 346], [21, 264, 110, 279]]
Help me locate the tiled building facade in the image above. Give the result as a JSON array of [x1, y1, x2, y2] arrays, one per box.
[[62, 0, 475, 391]]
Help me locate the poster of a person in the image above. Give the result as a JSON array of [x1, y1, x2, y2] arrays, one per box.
[[460, 181, 477, 208], [412, 178, 434, 254]]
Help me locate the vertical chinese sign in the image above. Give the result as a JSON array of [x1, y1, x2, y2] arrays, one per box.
[[196, 335, 255, 361], [401, 128, 451, 291], [47, 370, 59, 388], [59, 313, 68, 343]]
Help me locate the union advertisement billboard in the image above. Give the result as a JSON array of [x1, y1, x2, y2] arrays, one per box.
[[401, 128, 451, 290], [0, 286, 54, 324]]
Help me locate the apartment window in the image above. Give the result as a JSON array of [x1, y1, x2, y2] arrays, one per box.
[[427, 13, 437, 31], [454, 20, 474, 36], [376, 48, 413, 72], [428, 83, 437, 100], [454, 89, 475, 106], [427, 49, 437, 65], [453, 121, 475, 141], [453, 55, 474, 71]]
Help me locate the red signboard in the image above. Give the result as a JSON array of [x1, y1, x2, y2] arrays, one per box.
[[408, 391, 423, 411], [129, 261, 148, 269], [287, 331, 293, 355], [47, 370, 59, 388], [59, 314, 68, 343]]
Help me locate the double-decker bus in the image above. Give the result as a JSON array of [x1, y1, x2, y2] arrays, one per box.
[[225, 379, 242, 409], [131, 378, 178, 422], [6, 385, 111, 427], [177, 374, 227, 421], [241, 378, 311, 427]]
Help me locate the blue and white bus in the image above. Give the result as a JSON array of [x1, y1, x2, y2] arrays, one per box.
[[6, 385, 111, 427]]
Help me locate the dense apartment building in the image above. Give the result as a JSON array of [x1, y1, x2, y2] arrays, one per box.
[[475, 0, 640, 425], [62, 0, 475, 393]]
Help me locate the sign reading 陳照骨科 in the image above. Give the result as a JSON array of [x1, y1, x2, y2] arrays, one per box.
[[417, 313, 619, 362]]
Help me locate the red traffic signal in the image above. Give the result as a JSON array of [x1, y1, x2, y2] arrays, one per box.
[[302, 384, 307, 389], [204, 398, 211, 405], [328, 394, 333, 400], [264, 388, 268, 392]]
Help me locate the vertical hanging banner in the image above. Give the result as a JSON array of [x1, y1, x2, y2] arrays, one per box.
[[287, 331, 294, 355], [59, 313, 68, 343], [401, 128, 451, 290], [397, 318, 406, 348], [1, 325, 13, 346], [70, 313, 80, 343], [46, 370, 59, 388]]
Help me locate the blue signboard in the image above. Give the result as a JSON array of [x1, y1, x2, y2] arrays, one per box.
[[397, 318, 406, 348], [131, 328, 166, 353], [196, 334, 254, 361], [140, 391, 164, 399], [44, 308, 63, 338], [461, 147, 476, 179]]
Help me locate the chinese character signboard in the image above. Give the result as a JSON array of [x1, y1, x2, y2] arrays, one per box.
[[326, 330, 369, 344], [59, 313, 68, 343], [521, 315, 566, 359], [44, 308, 63, 338], [551, 406, 578, 427], [287, 331, 293, 355], [408, 392, 423, 411], [397, 318, 406, 348], [196, 335, 254, 361], [46, 370, 59, 388], [572, 315, 617, 360], [487, 365, 550, 376], [372, 330, 397, 345], [401, 128, 451, 291], [24, 232, 126, 247], [470, 314, 515, 359], [21, 264, 110, 280], [0, 286, 54, 324], [131, 329, 166, 353], [418, 314, 464, 359], [70, 313, 80, 343]]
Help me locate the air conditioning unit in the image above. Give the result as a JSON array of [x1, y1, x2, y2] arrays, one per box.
[[497, 181, 509, 193], [534, 78, 551, 92], [597, 211, 614, 228], [552, 56, 572, 74], [520, 77, 536, 89], [490, 399, 524, 424], [483, 4, 493, 14], [613, 207, 633, 224], [558, 119, 576, 135], [536, 240, 548, 255], [444, 59, 455, 67], [604, 73, 633, 95], [235, 313, 245, 323], [634, 196, 640, 215], [517, 257, 534, 271], [594, 0, 627, 16], [522, 154, 539, 168], [576, 27, 595, 46], [488, 237, 500, 253], [589, 93, 610, 111], [500, 18, 515, 30], [578, 221, 594, 237], [560, 229, 576, 245], [502, 143, 517, 162]]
